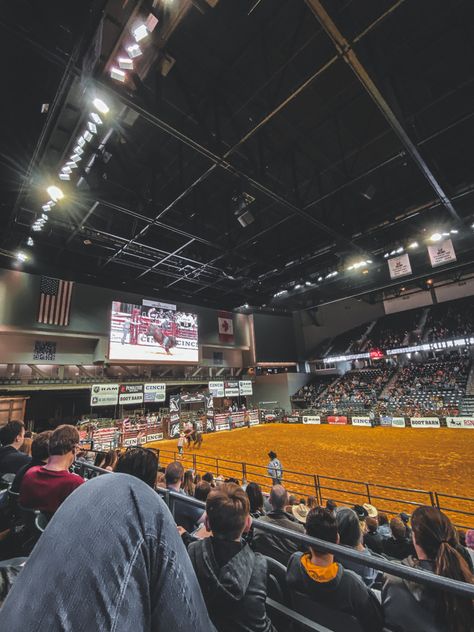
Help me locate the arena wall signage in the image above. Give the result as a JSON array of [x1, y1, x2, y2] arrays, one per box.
[[238, 380, 253, 396], [143, 383, 166, 403], [123, 435, 147, 447], [208, 381, 225, 398], [327, 416, 348, 425], [302, 415, 321, 424], [351, 417, 372, 427], [324, 352, 370, 363], [90, 384, 119, 407], [214, 413, 231, 432], [248, 410, 259, 426], [380, 416, 393, 427], [410, 417, 440, 428], [146, 432, 164, 441], [142, 299, 176, 311], [119, 383, 144, 405], [391, 417, 406, 428], [446, 417, 474, 429], [286, 416, 300, 423], [224, 381, 240, 397]]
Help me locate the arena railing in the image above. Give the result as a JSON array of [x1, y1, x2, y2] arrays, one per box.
[[152, 448, 474, 529], [75, 459, 474, 607]]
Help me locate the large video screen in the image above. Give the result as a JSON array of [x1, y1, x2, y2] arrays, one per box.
[[109, 301, 199, 363]]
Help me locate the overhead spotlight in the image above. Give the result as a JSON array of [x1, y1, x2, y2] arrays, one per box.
[[62, 166, 72, 174], [366, 259, 373, 264], [92, 98, 109, 114], [66, 161, 78, 169], [73, 145, 84, 156], [46, 186, 64, 201], [83, 130, 93, 143], [16, 252, 28, 262], [442, 232, 450, 237], [305, 281, 312, 286], [77, 136, 86, 148], [90, 112, 103, 125], [294, 284, 302, 289], [59, 173, 70, 181], [41, 213, 48, 220], [396, 247, 404, 253], [118, 57, 133, 70], [389, 250, 396, 256], [71, 154, 82, 163], [132, 23, 148, 42], [273, 289, 288, 298], [110, 67, 126, 82], [450, 229, 458, 234], [430, 233, 442, 242], [32, 224, 42, 232], [87, 121, 97, 135], [243, 303, 249, 309], [42, 203, 51, 212], [384, 253, 389, 258], [408, 241, 418, 249], [126, 43, 142, 58], [27, 237, 34, 246]]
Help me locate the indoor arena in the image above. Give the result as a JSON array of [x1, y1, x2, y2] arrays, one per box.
[[1, 1, 474, 631]]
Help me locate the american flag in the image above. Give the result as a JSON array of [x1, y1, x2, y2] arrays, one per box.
[[37, 276, 74, 326]]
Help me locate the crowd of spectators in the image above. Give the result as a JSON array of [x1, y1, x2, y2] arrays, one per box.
[[426, 296, 474, 342], [359, 309, 424, 353], [315, 368, 394, 412], [0, 423, 474, 631], [292, 375, 335, 406]]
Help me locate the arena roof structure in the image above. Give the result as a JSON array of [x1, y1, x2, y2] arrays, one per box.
[[2, 0, 474, 310]]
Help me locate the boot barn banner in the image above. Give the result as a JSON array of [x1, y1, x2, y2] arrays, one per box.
[[410, 417, 441, 428]]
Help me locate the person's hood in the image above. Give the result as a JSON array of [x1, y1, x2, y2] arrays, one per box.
[[190, 538, 256, 602], [287, 552, 343, 595], [400, 556, 436, 603]]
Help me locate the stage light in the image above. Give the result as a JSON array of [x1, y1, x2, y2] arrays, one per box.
[[73, 145, 84, 156], [396, 247, 404, 253], [132, 24, 148, 42], [47, 186, 64, 201], [83, 130, 93, 143], [317, 276, 323, 282], [41, 213, 48, 220], [71, 154, 82, 163], [442, 232, 450, 237], [294, 284, 302, 289], [126, 43, 142, 58], [87, 121, 97, 134], [27, 237, 34, 246], [42, 204, 51, 212], [32, 224, 42, 231], [408, 241, 418, 249], [450, 229, 458, 234], [430, 233, 442, 242], [66, 161, 78, 169], [77, 136, 86, 148], [59, 173, 70, 181], [389, 250, 396, 256], [110, 67, 126, 82], [62, 166, 72, 174], [92, 98, 109, 114], [118, 57, 133, 70], [16, 252, 28, 262], [243, 303, 249, 308], [90, 112, 103, 125], [384, 253, 389, 258], [305, 281, 312, 286]]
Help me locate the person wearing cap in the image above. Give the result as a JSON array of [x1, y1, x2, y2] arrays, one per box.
[[399, 512, 412, 538]]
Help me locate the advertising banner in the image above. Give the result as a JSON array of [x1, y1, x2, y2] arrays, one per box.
[[388, 253, 412, 279], [380, 416, 393, 427], [391, 417, 406, 428], [239, 380, 253, 396], [302, 415, 321, 424], [428, 239, 456, 268], [327, 416, 348, 425], [248, 410, 259, 426], [351, 417, 372, 427], [286, 416, 301, 423], [214, 413, 231, 432], [446, 417, 474, 429], [410, 417, 440, 428], [146, 432, 164, 442], [143, 383, 166, 403], [208, 381, 225, 398], [224, 381, 240, 397], [90, 384, 119, 407], [123, 435, 147, 447], [119, 383, 144, 405], [230, 412, 246, 428]]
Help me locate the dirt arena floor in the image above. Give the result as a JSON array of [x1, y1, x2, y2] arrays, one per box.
[[149, 424, 474, 526]]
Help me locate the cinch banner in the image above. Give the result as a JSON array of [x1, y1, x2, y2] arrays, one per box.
[[351, 417, 372, 427], [302, 415, 321, 424], [143, 383, 166, 403], [327, 416, 347, 425], [90, 384, 119, 407], [446, 417, 474, 429], [209, 381, 225, 398], [391, 417, 406, 428], [410, 417, 440, 428], [146, 432, 164, 442]]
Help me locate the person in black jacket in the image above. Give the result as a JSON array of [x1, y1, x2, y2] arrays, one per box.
[[383, 517, 415, 561], [287, 507, 383, 632], [364, 517, 385, 555], [187, 482, 275, 632], [0, 421, 31, 476], [11, 431, 52, 494]]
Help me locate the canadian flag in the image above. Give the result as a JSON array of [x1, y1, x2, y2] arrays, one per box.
[[218, 310, 234, 343]]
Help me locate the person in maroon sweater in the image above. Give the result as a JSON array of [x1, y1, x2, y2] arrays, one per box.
[[20, 424, 84, 515]]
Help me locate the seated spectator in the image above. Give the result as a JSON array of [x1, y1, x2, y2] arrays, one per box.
[[19, 425, 84, 515], [202, 472, 215, 487], [383, 506, 474, 632], [96, 449, 119, 472], [0, 474, 215, 631], [182, 470, 195, 496], [326, 499, 337, 515], [115, 447, 158, 488], [0, 421, 31, 475], [246, 482, 265, 519], [292, 503, 309, 525], [364, 517, 384, 555], [194, 481, 211, 502], [187, 482, 275, 632], [156, 472, 166, 488], [19, 437, 32, 457], [11, 431, 52, 494], [377, 512, 391, 539], [336, 507, 379, 587], [399, 512, 412, 538], [166, 461, 203, 532], [383, 517, 415, 560], [287, 507, 383, 632], [252, 485, 304, 565], [465, 530, 474, 566], [307, 495, 318, 510]]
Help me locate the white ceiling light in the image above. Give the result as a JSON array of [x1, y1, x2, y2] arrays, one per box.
[[450, 229, 458, 234], [294, 284, 302, 289], [132, 24, 148, 42], [66, 161, 78, 169], [87, 121, 97, 134], [71, 154, 82, 163], [384, 253, 389, 258], [317, 276, 323, 282], [430, 233, 442, 242], [110, 67, 126, 82], [442, 232, 450, 237], [41, 214, 48, 220], [126, 43, 142, 58], [396, 247, 404, 253], [408, 241, 418, 249], [16, 252, 28, 262], [77, 136, 86, 148], [59, 173, 70, 181], [32, 225, 42, 232], [83, 130, 93, 143], [92, 98, 109, 114], [42, 203, 51, 212], [305, 281, 312, 286], [62, 166, 72, 174], [46, 186, 64, 201], [27, 237, 34, 246], [90, 112, 103, 125], [73, 145, 84, 156], [118, 57, 133, 70]]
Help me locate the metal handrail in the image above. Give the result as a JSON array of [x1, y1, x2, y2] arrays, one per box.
[[74, 461, 474, 600]]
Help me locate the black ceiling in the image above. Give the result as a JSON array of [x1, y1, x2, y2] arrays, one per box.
[[2, 0, 474, 311]]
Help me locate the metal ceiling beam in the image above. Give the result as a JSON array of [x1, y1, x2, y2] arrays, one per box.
[[304, 0, 462, 226]]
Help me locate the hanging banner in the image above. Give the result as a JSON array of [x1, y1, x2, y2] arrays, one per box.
[[224, 381, 240, 397], [218, 310, 234, 343], [90, 384, 119, 407], [351, 417, 372, 427], [428, 239, 456, 268], [388, 253, 412, 279], [446, 417, 474, 429], [209, 381, 225, 398], [302, 415, 321, 424], [143, 383, 166, 403], [119, 384, 144, 405], [410, 417, 440, 428], [239, 380, 253, 396]]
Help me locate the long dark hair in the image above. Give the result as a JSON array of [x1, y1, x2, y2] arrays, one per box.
[[246, 482, 264, 514], [411, 506, 474, 632]]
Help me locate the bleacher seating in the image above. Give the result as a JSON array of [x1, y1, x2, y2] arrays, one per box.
[[425, 295, 474, 342], [327, 323, 369, 356], [315, 368, 394, 412], [292, 375, 336, 407], [361, 308, 423, 352]]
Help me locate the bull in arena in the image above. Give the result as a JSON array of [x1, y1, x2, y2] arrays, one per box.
[[146, 322, 177, 354]]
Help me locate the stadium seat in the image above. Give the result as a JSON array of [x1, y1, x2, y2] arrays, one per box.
[[264, 555, 292, 630], [291, 590, 365, 632]]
